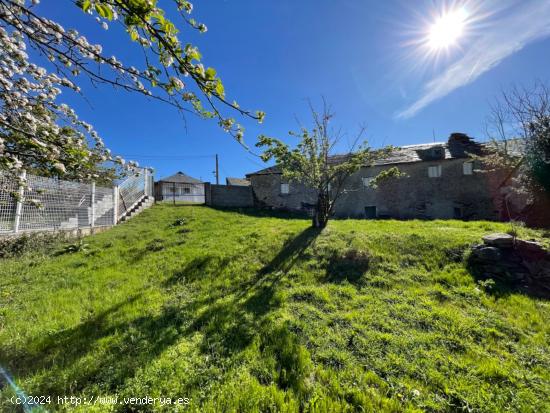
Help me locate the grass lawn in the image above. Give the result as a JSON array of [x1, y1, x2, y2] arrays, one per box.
[[1, 205, 549, 412]]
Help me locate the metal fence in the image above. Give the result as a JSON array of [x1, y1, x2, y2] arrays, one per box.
[[154, 182, 205, 204], [0, 168, 153, 236], [117, 168, 150, 218]]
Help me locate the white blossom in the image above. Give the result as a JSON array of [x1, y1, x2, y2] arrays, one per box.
[[169, 76, 184, 90]]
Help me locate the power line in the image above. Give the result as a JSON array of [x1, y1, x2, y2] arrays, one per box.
[[244, 155, 266, 168], [119, 154, 215, 160]]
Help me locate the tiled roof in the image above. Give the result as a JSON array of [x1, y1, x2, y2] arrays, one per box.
[[158, 171, 203, 184], [246, 134, 511, 176]]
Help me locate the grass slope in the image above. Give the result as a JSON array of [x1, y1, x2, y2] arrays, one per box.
[[1, 205, 549, 412]]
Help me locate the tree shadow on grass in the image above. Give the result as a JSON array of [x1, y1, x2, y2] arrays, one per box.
[[3, 293, 227, 401], [257, 227, 321, 276], [3, 227, 323, 404]]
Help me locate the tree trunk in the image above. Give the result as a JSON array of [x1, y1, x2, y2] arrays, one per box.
[[312, 194, 329, 228]]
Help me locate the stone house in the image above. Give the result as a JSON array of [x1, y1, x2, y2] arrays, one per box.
[[246, 133, 512, 220]]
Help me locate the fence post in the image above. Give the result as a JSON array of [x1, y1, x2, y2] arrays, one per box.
[[147, 169, 152, 197], [13, 170, 26, 234], [150, 171, 154, 199], [113, 186, 119, 225], [90, 182, 96, 229], [144, 168, 149, 197], [204, 182, 211, 206]]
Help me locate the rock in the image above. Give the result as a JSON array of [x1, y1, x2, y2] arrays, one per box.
[[469, 235, 550, 297], [540, 262, 550, 276], [482, 233, 514, 248], [515, 239, 547, 258], [472, 246, 502, 262], [505, 271, 530, 282]]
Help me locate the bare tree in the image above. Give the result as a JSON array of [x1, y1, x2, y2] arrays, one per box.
[[485, 81, 550, 194]]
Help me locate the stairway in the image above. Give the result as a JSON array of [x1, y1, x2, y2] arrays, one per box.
[[87, 194, 113, 226], [89, 194, 113, 223], [57, 195, 154, 229], [119, 196, 154, 222]]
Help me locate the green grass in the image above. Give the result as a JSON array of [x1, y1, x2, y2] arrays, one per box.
[[1, 205, 549, 412]]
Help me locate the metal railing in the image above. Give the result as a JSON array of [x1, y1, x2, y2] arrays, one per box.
[[117, 168, 152, 219], [0, 168, 152, 236]]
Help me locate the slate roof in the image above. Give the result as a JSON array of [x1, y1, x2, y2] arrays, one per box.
[[226, 177, 251, 186], [158, 171, 203, 184], [486, 138, 525, 156], [245, 134, 516, 176]]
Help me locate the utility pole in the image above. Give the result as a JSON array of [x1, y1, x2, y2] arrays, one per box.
[[215, 154, 219, 185]]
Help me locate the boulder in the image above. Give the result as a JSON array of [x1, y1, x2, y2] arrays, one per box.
[[472, 246, 502, 262], [482, 233, 514, 248]]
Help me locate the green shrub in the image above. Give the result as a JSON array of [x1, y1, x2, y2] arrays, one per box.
[[0, 232, 66, 258]]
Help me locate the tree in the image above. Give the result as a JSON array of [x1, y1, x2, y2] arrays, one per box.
[[257, 101, 402, 228], [0, 0, 263, 186], [2, 104, 120, 184], [486, 82, 550, 195]]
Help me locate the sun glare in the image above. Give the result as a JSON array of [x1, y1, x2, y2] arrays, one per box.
[[428, 7, 468, 50]]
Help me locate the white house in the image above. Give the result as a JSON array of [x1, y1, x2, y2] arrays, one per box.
[[154, 171, 205, 203]]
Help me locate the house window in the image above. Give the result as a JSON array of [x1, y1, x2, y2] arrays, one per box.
[[362, 177, 374, 187], [428, 165, 442, 178], [463, 162, 473, 175], [280, 183, 289, 194], [365, 206, 377, 219], [184, 187, 191, 194]]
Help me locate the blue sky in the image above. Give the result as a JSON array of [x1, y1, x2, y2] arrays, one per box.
[[38, 0, 550, 183]]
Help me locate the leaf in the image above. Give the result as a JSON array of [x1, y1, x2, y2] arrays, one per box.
[[205, 67, 216, 80], [81, 0, 91, 12], [95, 3, 114, 20], [215, 81, 225, 97]]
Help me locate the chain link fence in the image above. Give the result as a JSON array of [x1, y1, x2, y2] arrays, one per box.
[[0, 168, 153, 236]]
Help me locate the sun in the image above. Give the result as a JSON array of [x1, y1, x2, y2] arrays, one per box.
[[428, 7, 468, 50]]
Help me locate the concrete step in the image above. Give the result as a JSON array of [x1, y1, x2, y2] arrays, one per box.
[[119, 196, 154, 222]]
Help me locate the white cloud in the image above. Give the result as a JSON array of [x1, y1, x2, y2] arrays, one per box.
[[396, 0, 550, 119]]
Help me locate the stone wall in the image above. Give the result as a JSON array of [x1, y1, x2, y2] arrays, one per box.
[[248, 158, 502, 220], [247, 174, 317, 211], [469, 233, 550, 297], [336, 159, 502, 219], [205, 183, 254, 208]]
